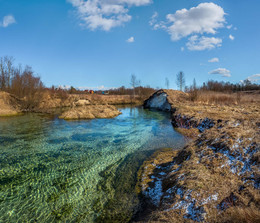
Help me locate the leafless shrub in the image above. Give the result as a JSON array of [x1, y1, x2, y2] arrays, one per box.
[[188, 89, 198, 102], [55, 88, 69, 101], [10, 66, 44, 109]]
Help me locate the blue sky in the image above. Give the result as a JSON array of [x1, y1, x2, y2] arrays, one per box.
[[0, 0, 260, 90]]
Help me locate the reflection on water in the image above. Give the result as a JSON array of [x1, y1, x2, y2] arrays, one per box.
[[0, 107, 186, 222]]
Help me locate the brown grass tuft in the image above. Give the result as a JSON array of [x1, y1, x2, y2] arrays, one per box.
[[189, 91, 260, 105], [214, 207, 260, 223]]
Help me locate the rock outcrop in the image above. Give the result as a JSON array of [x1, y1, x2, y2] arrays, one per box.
[[59, 105, 122, 120], [143, 89, 187, 111]]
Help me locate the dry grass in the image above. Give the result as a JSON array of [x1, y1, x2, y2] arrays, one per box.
[[136, 149, 178, 194], [136, 130, 260, 222], [215, 207, 260, 223], [81, 94, 143, 105], [36, 92, 143, 113], [144, 206, 260, 223], [190, 91, 260, 105], [59, 105, 122, 120], [0, 90, 144, 115], [175, 128, 199, 139], [161, 89, 188, 106], [135, 89, 260, 223], [0, 91, 21, 116]]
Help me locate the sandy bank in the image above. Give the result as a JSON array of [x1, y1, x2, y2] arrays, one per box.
[[59, 105, 122, 120], [0, 92, 21, 116]]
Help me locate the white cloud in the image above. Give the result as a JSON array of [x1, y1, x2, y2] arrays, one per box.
[[186, 35, 222, 51], [149, 11, 158, 26], [126, 36, 134, 43], [227, 24, 232, 29], [68, 0, 152, 31], [153, 3, 226, 41], [246, 74, 260, 83], [229, 34, 235, 40], [209, 68, 231, 77], [181, 47, 184, 51], [0, 15, 16, 28], [208, 57, 219, 63]]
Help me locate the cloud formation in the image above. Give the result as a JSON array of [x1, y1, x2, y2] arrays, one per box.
[[229, 34, 235, 40], [246, 74, 260, 83], [126, 36, 134, 42], [209, 68, 231, 77], [208, 57, 219, 63], [0, 15, 16, 28], [68, 0, 152, 31], [186, 35, 222, 51], [227, 25, 232, 29], [149, 11, 158, 27], [152, 3, 225, 41]]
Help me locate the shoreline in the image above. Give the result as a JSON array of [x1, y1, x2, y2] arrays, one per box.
[[1, 89, 259, 222], [134, 90, 260, 222], [0, 91, 143, 119]]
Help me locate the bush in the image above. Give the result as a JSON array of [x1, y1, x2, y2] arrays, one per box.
[[10, 66, 44, 109]]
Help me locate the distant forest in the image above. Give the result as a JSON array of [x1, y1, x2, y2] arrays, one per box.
[[0, 56, 259, 102]]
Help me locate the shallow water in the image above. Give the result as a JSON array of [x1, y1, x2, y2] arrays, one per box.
[[0, 107, 186, 222]]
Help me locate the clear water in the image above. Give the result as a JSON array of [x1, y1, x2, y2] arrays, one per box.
[[0, 107, 186, 222]]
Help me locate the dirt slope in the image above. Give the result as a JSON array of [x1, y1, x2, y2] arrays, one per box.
[[0, 91, 21, 116]]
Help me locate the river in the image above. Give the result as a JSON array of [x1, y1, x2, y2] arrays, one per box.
[[0, 106, 186, 222]]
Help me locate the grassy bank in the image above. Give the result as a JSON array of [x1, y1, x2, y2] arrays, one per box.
[[134, 90, 260, 222], [0, 90, 145, 118]]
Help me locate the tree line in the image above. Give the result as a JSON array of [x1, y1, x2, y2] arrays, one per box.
[[174, 71, 260, 92], [1, 55, 259, 109], [108, 74, 155, 98]]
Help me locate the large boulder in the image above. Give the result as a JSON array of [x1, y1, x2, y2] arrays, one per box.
[[144, 89, 186, 112]]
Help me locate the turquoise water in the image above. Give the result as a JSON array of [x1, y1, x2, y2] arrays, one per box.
[[0, 107, 186, 222]]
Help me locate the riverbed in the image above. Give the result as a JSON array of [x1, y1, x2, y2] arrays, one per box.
[[0, 106, 186, 222]]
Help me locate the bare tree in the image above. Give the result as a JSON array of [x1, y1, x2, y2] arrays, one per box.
[[137, 79, 142, 95], [165, 77, 169, 89], [193, 78, 197, 90], [0, 57, 5, 90], [6, 56, 14, 89], [130, 74, 137, 98], [176, 71, 185, 91], [0, 56, 15, 90], [189, 78, 198, 101]]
